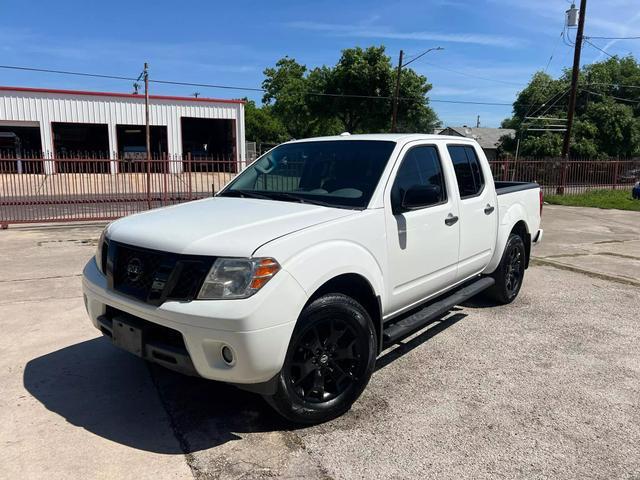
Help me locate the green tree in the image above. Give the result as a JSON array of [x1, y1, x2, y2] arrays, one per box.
[[308, 46, 395, 133], [243, 99, 288, 145], [262, 57, 322, 139], [502, 56, 640, 157], [582, 99, 640, 157], [395, 67, 439, 133], [520, 132, 563, 157], [262, 46, 439, 137], [511, 71, 568, 122]]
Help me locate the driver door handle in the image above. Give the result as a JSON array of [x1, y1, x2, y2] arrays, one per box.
[[484, 204, 495, 215], [444, 214, 459, 226]]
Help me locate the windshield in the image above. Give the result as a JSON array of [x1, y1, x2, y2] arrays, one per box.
[[220, 140, 396, 209]]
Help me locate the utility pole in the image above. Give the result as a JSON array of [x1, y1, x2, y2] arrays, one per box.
[[391, 50, 404, 133], [143, 62, 151, 210], [562, 0, 587, 158], [390, 46, 443, 132]]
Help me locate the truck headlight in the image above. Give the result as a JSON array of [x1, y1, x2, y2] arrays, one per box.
[[198, 257, 280, 300], [95, 226, 110, 275]]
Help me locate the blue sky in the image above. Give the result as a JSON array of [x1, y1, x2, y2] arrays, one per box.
[[1, 0, 638, 127]]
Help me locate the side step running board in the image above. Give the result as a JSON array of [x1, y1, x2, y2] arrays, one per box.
[[382, 276, 495, 347]]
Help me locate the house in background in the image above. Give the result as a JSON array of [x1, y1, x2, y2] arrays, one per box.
[[436, 126, 515, 161]]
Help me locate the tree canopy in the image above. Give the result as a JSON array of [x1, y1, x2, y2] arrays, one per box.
[[502, 56, 640, 158], [244, 46, 439, 143], [243, 99, 288, 146]]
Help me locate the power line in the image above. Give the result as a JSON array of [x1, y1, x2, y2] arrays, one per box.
[[587, 82, 640, 89], [0, 64, 137, 82], [584, 35, 640, 40], [531, 87, 571, 119], [0, 62, 538, 107], [420, 62, 524, 86], [0, 63, 396, 99], [583, 39, 616, 59], [544, 30, 565, 72], [562, 25, 576, 47], [517, 21, 573, 139], [429, 98, 514, 106], [580, 88, 640, 104], [151, 78, 264, 93], [523, 88, 566, 119]]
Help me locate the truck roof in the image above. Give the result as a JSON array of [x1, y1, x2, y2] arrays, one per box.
[[286, 133, 478, 144]]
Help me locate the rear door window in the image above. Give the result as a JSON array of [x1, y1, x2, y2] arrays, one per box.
[[447, 145, 485, 198]]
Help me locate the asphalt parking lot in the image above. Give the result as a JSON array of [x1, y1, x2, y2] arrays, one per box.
[[1, 205, 639, 479]]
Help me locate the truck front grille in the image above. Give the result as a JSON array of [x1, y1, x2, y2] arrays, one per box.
[[107, 241, 214, 305]]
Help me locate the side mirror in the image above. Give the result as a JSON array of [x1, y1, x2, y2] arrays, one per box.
[[399, 185, 441, 212]]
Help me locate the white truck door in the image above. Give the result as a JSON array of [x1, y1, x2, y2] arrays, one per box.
[[446, 144, 497, 280], [384, 144, 460, 315]]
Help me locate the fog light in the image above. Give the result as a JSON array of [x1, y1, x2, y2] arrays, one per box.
[[221, 345, 235, 365]]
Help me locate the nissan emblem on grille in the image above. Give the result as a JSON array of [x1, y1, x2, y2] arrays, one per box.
[[126, 258, 144, 283]]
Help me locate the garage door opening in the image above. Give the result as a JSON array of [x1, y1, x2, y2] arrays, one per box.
[[181, 118, 236, 172], [0, 125, 44, 173], [116, 125, 168, 173], [52, 122, 110, 173]]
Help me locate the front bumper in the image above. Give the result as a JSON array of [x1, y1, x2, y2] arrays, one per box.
[[82, 258, 308, 385]]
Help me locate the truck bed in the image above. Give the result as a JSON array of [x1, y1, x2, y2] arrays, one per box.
[[495, 181, 539, 195]]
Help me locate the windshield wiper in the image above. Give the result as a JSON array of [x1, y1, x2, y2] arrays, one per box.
[[219, 189, 273, 200], [221, 189, 346, 209], [265, 192, 336, 207]]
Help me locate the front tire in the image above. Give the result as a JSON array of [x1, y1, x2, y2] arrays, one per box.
[[485, 233, 526, 305], [263, 293, 377, 424]]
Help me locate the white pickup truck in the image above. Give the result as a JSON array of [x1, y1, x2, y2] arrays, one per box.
[[83, 134, 543, 423]]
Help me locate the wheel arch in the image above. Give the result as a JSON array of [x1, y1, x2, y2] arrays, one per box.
[[273, 240, 385, 351], [306, 273, 383, 354], [484, 214, 532, 275]]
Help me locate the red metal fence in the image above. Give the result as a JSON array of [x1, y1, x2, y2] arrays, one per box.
[[0, 153, 246, 227], [489, 158, 640, 196], [1, 153, 639, 227]]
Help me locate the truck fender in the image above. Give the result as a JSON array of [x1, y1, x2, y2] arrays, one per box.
[[483, 204, 530, 275], [281, 240, 385, 302]]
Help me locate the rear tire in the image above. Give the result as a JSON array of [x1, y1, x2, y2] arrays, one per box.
[[485, 233, 526, 305], [263, 293, 377, 424]]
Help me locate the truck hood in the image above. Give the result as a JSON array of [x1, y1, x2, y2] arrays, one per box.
[[107, 197, 356, 257]]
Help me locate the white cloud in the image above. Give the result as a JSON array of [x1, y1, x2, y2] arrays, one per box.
[[0, 28, 259, 75], [433, 0, 468, 8], [585, 10, 640, 61], [286, 21, 525, 48]]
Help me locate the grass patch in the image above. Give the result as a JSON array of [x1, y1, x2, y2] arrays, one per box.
[[545, 189, 640, 211]]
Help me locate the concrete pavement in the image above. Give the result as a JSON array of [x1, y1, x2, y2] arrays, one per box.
[[0, 224, 193, 479], [533, 204, 640, 285], [1, 205, 639, 479]]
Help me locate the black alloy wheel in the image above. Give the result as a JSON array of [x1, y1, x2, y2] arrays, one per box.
[[264, 293, 377, 424], [288, 317, 362, 403], [485, 233, 527, 305], [505, 242, 524, 297]]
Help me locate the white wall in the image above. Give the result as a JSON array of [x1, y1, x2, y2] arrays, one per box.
[[0, 88, 246, 173]]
